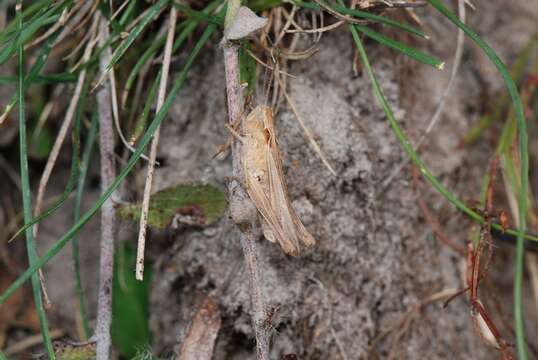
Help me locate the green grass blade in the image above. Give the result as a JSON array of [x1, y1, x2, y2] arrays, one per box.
[[0, 0, 52, 43], [106, 0, 168, 72], [8, 86, 83, 243], [463, 35, 538, 145], [119, 0, 139, 27], [122, 34, 167, 104], [0, 2, 67, 65], [0, 73, 78, 85], [72, 111, 98, 340], [15, 2, 55, 358], [239, 39, 257, 95], [0, 20, 219, 307], [426, 2, 529, 357], [335, 5, 427, 38], [347, 19, 535, 240], [130, 70, 160, 145], [124, 0, 222, 106], [355, 24, 444, 69]]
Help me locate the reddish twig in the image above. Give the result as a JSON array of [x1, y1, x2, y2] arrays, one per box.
[[443, 157, 513, 359]]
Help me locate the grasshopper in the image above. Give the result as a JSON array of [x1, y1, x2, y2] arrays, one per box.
[[237, 105, 315, 256]]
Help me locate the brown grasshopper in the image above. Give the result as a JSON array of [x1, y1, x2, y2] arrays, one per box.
[[234, 105, 315, 256]]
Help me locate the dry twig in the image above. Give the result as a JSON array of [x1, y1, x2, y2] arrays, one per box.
[[222, 5, 271, 356], [95, 14, 117, 360], [135, 6, 177, 281]]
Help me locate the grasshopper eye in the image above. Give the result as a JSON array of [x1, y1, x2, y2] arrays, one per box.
[[263, 128, 271, 143]]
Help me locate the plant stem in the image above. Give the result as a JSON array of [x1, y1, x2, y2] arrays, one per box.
[[222, 40, 270, 360], [95, 13, 117, 360]]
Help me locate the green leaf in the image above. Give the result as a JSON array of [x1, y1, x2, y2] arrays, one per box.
[[111, 243, 152, 359], [118, 184, 227, 228]]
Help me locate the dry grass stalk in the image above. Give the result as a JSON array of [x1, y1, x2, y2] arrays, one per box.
[[135, 6, 177, 281]]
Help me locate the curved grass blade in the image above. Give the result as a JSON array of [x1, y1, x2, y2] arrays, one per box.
[[428, 0, 529, 360], [72, 111, 99, 340], [355, 24, 444, 69], [15, 2, 55, 358], [347, 26, 533, 241], [426, 2, 530, 358], [0, 20, 219, 307], [351, 0, 530, 356], [463, 35, 538, 145]]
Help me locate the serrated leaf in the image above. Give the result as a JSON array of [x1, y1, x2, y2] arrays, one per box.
[[118, 184, 227, 228]]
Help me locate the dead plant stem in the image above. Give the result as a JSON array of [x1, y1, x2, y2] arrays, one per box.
[[136, 6, 177, 281], [95, 14, 117, 360], [222, 41, 271, 360]]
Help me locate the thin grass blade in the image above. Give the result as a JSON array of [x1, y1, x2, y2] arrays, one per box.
[[355, 24, 443, 69], [106, 0, 168, 72], [72, 111, 99, 339], [15, 2, 55, 358]]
